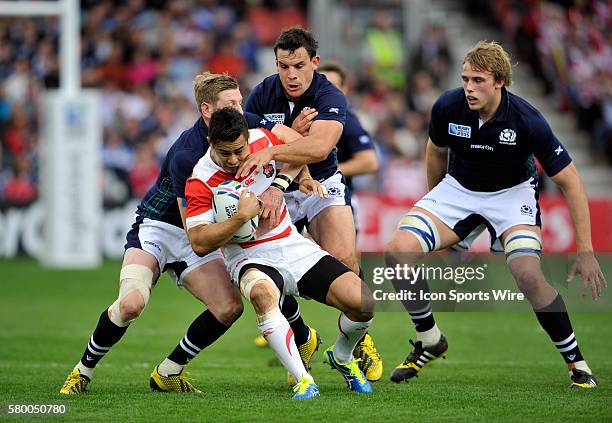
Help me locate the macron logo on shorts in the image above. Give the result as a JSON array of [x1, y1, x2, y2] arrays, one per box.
[[448, 123, 471, 138]]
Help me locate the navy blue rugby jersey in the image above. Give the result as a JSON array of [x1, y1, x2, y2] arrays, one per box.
[[136, 113, 274, 228], [428, 87, 572, 192], [336, 107, 375, 191], [245, 71, 347, 181]]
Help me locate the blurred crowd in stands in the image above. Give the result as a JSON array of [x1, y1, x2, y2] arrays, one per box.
[[0, 0, 606, 208], [474, 0, 612, 162]]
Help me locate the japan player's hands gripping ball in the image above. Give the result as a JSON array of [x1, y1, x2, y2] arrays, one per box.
[[213, 180, 260, 243]]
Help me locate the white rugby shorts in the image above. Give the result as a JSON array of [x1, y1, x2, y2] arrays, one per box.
[[224, 229, 329, 297], [414, 175, 540, 248], [284, 172, 350, 224], [125, 216, 223, 287]]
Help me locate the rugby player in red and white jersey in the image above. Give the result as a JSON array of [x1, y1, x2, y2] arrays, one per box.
[[184, 108, 375, 399]]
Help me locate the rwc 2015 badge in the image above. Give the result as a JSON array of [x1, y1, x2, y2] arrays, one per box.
[[448, 123, 471, 138], [264, 113, 285, 125]]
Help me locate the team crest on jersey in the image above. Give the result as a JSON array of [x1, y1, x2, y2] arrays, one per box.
[[264, 113, 285, 124], [448, 123, 471, 138], [262, 164, 274, 178], [499, 128, 517, 145]]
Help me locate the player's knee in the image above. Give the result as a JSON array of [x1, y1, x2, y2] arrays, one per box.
[[350, 287, 375, 321], [385, 238, 402, 255], [240, 269, 279, 313], [513, 268, 545, 298], [119, 291, 146, 321], [109, 264, 154, 326], [385, 235, 419, 256], [385, 238, 419, 269], [345, 290, 374, 321], [329, 275, 374, 319], [248, 283, 277, 310], [211, 297, 244, 326]]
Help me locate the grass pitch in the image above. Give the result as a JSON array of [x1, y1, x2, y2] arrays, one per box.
[[0, 258, 610, 422]]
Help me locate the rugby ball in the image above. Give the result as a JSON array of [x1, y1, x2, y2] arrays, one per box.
[[213, 180, 258, 243]]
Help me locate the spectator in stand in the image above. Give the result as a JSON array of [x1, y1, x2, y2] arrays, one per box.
[[3, 153, 36, 205], [485, 0, 612, 160], [410, 24, 452, 88], [362, 11, 405, 90], [593, 70, 612, 162], [129, 139, 160, 199]]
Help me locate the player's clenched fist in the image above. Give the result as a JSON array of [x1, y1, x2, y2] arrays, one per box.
[[236, 190, 261, 220]]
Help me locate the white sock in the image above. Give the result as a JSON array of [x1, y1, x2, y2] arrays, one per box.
[[258, 308, 311, 383], [570, 360, 592, 375], [75, 362, 94, 379], [157, 358, 184, 377], [416, 324, 441, 347], [334, 313, 372, 364]]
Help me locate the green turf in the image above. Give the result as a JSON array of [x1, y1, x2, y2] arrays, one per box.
[[0, 258, 610, 422]]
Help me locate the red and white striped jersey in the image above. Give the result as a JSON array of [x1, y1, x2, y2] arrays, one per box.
[[184, 127, 293, 250]]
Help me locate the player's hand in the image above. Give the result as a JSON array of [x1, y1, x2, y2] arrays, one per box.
[[236, 190, 261, 221], [259, 186, 283, 227], [299, 178, 328, 198], [566, 251, 607, 300], [291, 107, 318, 136], [237, 149, 274, 178]]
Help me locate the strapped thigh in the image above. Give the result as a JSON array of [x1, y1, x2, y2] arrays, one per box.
[[397, 212, 441, 252], [503, 229, 542, 262]]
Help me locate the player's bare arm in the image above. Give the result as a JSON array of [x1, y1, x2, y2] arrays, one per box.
[[425, 139, 449, 190], [550, 163, 608, 299], [270, 123, 303, 143], [338, 149, 378, 177], [187, 190, 261, 256], [237, 120, 343, 177]]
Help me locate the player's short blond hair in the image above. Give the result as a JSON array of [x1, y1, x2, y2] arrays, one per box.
[[193, 72, 238, 111], [463, 41, 513, 87]]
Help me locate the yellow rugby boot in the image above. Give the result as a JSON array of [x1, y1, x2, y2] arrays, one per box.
[[150, 366, 201, 393], [59, 369, 90, 395], [391, 334, 448, 383], [287, 327, 322, 386], [254, 334, 268, 348], [353, 333, 383, 382]]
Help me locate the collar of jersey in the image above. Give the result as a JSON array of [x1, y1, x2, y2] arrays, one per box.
[[196, 117, 209, 142]]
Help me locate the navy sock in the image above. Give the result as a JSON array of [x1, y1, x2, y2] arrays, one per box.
[[80, 309, 128, 368]]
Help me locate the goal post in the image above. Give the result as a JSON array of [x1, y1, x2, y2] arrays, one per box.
[[0, 0, 102, 267]]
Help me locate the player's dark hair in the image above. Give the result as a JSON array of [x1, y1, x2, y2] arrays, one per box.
[[274, 27, 318, 58], [209, 107, 249, 146], [318, 62, 348, 86]]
